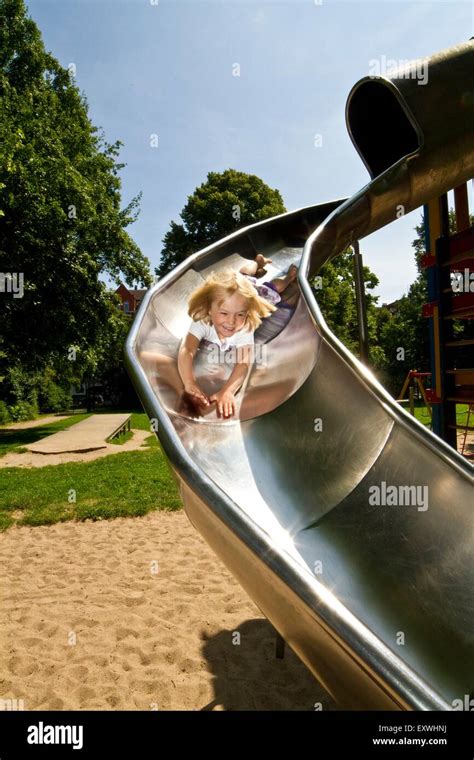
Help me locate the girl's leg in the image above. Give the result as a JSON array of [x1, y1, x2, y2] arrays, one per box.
[[270, 264, 298, 294], [239, 253, 273, 278], [279, 280, 299, 307]]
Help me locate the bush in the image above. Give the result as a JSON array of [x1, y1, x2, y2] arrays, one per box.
[[0, 401, 11, 425], [8, 399, 39, 422], [1, 363, 74, 418], [1, 367, 39, 421], [37, 375, 72, 412]]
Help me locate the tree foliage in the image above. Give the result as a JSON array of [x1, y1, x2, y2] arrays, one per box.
[[0, 0, 151, 386], [376, 277, 429, 395], [312, 250, 385, 367], [313, 219, 431, 396], [156, 169, 286, 276]]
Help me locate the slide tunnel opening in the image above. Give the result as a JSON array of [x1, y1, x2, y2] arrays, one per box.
[[347, 80, 421, 178]]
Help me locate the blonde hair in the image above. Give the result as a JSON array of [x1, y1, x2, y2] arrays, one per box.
[[188, 269, 276, 332]]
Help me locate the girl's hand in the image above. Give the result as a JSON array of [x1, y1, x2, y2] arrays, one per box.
[[209, 389, 237, 418], [184, 383, 210, 406]]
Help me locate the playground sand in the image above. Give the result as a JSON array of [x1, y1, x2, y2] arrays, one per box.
[[0, 510, 338, 711]]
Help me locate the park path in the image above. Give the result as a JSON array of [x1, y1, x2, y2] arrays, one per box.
[[26, 414, 131, 454], [0, 415, 71, 431], [1, 429, 150, 468]]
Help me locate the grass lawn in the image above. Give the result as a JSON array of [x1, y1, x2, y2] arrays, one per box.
[[400, 402, 470, 429], [0, 411, 181, 531], [2, 403, 469, 533]]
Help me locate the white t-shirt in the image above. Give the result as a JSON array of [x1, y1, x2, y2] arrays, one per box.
[[188, 320, 254, 351]]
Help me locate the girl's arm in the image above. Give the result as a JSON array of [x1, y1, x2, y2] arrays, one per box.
[[178, 334, 210, 405], [210, 345, 252, 417]]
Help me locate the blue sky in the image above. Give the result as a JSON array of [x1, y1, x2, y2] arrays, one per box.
[[26, 0, 473, 303]]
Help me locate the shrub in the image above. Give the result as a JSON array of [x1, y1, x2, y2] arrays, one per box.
[[8, 399, 39, 422], [0, 401, 11, 425], [37, 375, 72, 412]]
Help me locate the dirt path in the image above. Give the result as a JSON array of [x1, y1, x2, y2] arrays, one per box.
[[0, 429, 151, 468], [0, 415, 72, 431]]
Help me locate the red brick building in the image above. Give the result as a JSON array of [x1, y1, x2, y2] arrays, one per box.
[[115, 284, 148, 316]]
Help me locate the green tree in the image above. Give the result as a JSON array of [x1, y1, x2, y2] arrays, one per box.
[[376, 277, 429, 396], [0, 0, 151, 383], [156, 169, 286, 277], [313, 249, 386, 366], [0, 291, 131, 415]]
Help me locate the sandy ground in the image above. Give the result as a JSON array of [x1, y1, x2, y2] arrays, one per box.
[[457, 430, 474, 458], [0, 429, 151, 468], [0, 511, 338, 711]]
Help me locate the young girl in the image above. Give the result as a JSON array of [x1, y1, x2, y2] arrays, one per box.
[[178, 267, 276, 418], [140, 255, 298, 419]]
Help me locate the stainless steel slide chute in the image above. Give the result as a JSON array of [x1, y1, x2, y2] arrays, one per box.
[[125, 41, 474, 710]]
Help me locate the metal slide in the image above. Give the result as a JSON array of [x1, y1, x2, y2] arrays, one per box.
[[125, 41, 474, 710]]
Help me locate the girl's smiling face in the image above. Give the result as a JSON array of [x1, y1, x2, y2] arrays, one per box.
[[210, 291, 249, 340]]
